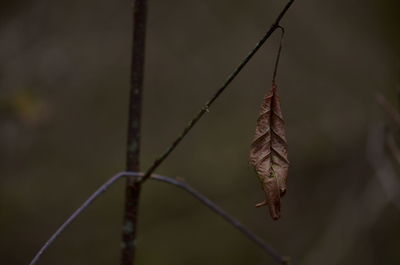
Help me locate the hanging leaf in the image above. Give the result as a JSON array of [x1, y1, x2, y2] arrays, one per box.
[[249, 83, 289, 220]]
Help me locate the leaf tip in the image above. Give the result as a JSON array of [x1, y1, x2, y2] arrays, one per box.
[[269, 203, 281, 220]]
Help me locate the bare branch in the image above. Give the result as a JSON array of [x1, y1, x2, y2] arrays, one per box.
[[121, 0, 147, 264], [140, 0, 296, 182], [151, 174, 289, 264], [29, 172, 141, 265], [29, 172, 289, 265]]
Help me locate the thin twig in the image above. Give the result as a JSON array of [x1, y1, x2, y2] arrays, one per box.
[[367, 124, 400, 210], [386, 132, 400, 168], [29, 172, 288, 265], [151, 175, 289, 264], [121, 0, 147, 264], [139, 0, 296, 182], [28, 172, 142, 265]]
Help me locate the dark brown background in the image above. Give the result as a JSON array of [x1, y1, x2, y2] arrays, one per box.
[[1, 0, 399, 264]]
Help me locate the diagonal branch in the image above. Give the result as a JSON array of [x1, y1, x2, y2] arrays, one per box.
[[28, 172, 288, 265], [151, 175, 289, 264], [28, 172, 142, 265], [140, 0, 296, 182]]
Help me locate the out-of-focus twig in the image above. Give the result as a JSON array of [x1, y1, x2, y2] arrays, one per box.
[[376, 92, 400, 128], [386, 132, 400, 167], [367, 124, 400, 210], [300, 125, 400, 265], [29, 172, 288, 265]]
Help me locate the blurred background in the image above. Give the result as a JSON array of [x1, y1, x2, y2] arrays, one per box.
[[1, 0, 399, 264]]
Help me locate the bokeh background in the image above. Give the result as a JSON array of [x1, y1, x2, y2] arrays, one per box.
[[1, 0, 399, 265]]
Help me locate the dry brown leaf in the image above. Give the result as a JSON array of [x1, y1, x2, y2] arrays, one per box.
[[249, 83, 289, 220]]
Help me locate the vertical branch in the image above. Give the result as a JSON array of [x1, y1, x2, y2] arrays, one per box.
[[121, 1, 147, 265]]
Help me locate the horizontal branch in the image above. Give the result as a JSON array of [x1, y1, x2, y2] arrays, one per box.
[[29, 172, 288, 265]]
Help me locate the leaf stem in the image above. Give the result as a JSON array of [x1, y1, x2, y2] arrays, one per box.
[[272, 26, 285, 84]]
